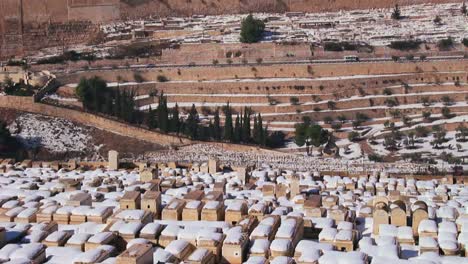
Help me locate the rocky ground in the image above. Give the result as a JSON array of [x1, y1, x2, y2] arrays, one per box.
[[0, 109, 166, 161]]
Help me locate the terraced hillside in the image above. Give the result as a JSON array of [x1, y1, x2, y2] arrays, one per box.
[[53, 58, 468, 161]]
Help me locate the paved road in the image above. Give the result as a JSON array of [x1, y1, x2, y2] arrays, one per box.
[[63, 55, 467, 74]]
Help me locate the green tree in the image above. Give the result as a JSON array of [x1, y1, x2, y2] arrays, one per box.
[[170, 104, 180, 133], [294, 123, 328, 155], [455, 124, 468, 142], [422, 111, 431, 120], [348, 131, 360, 142], [223, 103, 234, 142], [240, 14, 265, 43], [391, 4, 402, 20], [185, 104, 199, 139], [157, 93, 169, 132], [441, 107, 453, 119], [146, 106, 157, 129], [241, 107, 251, 142], [257, 113, 266, 146], [213, 108, 221, 140], [234, 114, 241, 143]]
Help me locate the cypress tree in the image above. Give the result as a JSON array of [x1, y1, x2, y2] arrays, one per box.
[[253, 115, 259, 144], [147, 106, 157, 129], [113, 89, 121, 118], [258, 113, 265, 145], [213, 108, 221, 140], [103, 91, 113, 115], [185, 104, 199, 139], [234, 114, 241, 143], [242, 107, 251, 142], [223, 102, 233, 142], [157, 93, 169, 132], [262, 125, 268, 146], [170, 103, 180, 133]]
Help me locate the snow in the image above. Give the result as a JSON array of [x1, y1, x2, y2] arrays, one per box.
[[87, 232, 113, 243], [269, 239, 292, 252], [9, 113, 95, 154], [72, 248, 106, 263], [187, 248, 210, 261], [165, 240, 190, 255]]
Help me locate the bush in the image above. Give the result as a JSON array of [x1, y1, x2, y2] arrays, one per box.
[[423, 111, 431, 120], [437, 37, 454, 51], [331, 122, 342, 131], [385, 98, 399, 107], [348, 131, 360, 142], [463, 38, 468, 47], [240, 15, 265, 43], [290, 96, 300, 105], [133, 73, 145, 83], [324, 42, 344, 52], [389, 40, 422, 51], [368, 154, 384, 162], [441, 96, 453, 106], [383, 88, 393, 95], [441, 107, 454, 118], [157, 75, 169, 82], [323, 116, 333, 124], [415, 126, 429, 137]]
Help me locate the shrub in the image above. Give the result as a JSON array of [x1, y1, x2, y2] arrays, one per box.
[[415, 126, 429, 137], [437, 37, 454, 51], [348, 131, 360, 142], [290, 96, 300, 105], [327, 101, 336, 110], [441, 107, 454, 118], [268, 97, 278, 105], [331, 122, 342, 131], [389, 40, 422, 51], [133, 72, 145, 83], [324, 42, 344, 52], [383, 88, 393, 95], [463, 38, 468, 47], [368, 154, 384, 162], [157, 75, 169, 82], [441, 96, 454, 106], [385, 98, 399, 107], [323, 116, 333, 124], [422, 111, 431, 120]]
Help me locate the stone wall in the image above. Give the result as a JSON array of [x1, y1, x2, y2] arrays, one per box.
[[119, 0, 457, 18], [1, 0, 460, 59], [0, 0, 119, 58]]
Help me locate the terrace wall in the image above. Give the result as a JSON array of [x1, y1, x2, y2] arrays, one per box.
[[57, 60, 468, 85]]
